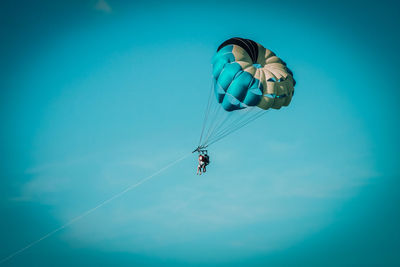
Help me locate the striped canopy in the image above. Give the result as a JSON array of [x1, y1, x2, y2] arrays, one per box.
[[212, 37, 295, 112]]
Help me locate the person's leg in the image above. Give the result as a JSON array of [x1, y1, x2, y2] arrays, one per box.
[[199, 163, 204, 175]]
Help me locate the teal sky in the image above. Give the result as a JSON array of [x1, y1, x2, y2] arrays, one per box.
[[1, 0, 399, 266]]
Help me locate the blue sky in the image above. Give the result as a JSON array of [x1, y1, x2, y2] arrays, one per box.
[[1, 0, 399, 266]]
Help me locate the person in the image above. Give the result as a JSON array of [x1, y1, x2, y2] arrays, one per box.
[[197, 152, 210, 175]]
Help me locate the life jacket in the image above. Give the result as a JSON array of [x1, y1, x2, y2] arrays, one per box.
[[199, 155, 209, 165]]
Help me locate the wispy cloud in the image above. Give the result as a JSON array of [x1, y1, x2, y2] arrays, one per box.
[[24, 153, 94, 175], [94, 0, 112, 13], [11, 174, 73, 204], [265, 140, 301, 154], [11, 139, 379, 257]]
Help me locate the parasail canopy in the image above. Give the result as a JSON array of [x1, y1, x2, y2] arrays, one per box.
[[213, 37, 295, 112], [196, 37, 296, 151]]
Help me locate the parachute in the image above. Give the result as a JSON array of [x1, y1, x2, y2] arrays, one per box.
[[195, 37, 296, 151]]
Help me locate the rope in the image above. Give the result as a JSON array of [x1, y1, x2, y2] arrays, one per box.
[[209, 107, 262, 140], [207, 108, 252, 141], [197, 61, 271, 149], [202, 97, 224, 145], [0, 153, 191, 265], [206, 110, 268, 147], [202, 105, 230, 146], [198, 78, 215, 146], [200, 70, 267, 148], [199, 68, 240, 147]]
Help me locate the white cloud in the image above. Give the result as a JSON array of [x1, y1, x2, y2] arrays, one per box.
[[94, 0, 112, 13], [265, 140, 300, 154], [12, 141, 379, 259], [11, 174, 73, 204], [24, 154, 94, 174]]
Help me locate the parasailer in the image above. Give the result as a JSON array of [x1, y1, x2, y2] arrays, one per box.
[[194, 37, 296, 172], [197, 151, 210, 175]]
